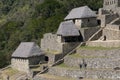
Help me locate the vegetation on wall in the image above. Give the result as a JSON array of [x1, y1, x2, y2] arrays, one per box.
[[0, 0, 103, 68]]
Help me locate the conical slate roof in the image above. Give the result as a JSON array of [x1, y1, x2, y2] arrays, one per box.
[[64, 6, 96, 20], [12, 42, 44, 58], [57, 20, 80, 36]]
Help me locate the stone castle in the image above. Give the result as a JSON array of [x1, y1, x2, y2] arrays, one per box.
[[10, 0, 120, 80]]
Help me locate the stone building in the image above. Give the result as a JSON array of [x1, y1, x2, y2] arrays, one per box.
[[41, 21, 81, 54], [41, 6, 102, 64], [56, 20, 82, 42], [98, 0, 120, 40], [98, 0, 120, 27], [11, 42, 45, 73], [87, 0, 120, 47], [103, 0, 120, 10], [41, 21, 81, 64], [64, 6, 98, 28]]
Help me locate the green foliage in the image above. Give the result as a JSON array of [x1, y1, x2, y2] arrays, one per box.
[[35, 0, 61, 18], [0, 0, 103, 68]]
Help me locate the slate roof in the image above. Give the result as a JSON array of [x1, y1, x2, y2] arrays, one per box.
[[64, 6, 96, 20], [56, 20, 80, 36], [12, 42, 44, 58]]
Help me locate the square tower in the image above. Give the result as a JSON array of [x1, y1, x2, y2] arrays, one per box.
[[103, 0, 120, 10]]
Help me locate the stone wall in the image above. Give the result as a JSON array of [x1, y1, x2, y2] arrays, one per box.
[[41, 33, 63, 53], [49, 67, 120, 80], [63, 42, 79, 54], [29, 55, 45, 65], [64, 49, 120, 69], [80, 27, 101, 41], [46, 42, 79, 64], [77, 49, 120, 59], [46, 54, 63, 64], [103, 0, 120, 10], [100, 13, 118, 27], [11, 56, 45, 73], [103, 25, 120, 40], [105, 24, 120, 30], [98, 8, 110, 16], [75, 18, 98, 28], [11, 58, 29, 73], [64, 56, 120, 69], [86, 40, 120, 47], [41, 33, 80, 54]]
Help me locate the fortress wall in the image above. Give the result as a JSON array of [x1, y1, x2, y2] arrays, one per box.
[[49, 67, 120, 80]]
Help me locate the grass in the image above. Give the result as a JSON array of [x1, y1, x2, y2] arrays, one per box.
[[2, 68, 18, 77], [82, 79, 112, 80], [57, 63, 68, 68], [56, 63, 80, 70], [69, 53, 106, 58], [46, 50, 61, 54], [79, 46, 120, 50], [39, 73, 76, 80], [56, 63, 113, 71]]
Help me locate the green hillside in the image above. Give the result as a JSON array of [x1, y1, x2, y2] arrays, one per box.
[[0, 0, 103, 68]]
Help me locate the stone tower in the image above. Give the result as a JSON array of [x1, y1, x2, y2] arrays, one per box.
[[103, 0, 120, 10]]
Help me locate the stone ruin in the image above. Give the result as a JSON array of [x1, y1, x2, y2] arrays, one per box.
[[10, 0, 120, 80]]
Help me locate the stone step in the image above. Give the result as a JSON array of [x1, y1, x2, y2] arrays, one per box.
[[48, 66, 120, 80], [34, 73, 76, 80]]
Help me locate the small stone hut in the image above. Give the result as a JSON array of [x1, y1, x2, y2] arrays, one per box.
[[64, 6, 98, 28], [57, 20, 83, 42], [11, 42, 45, 73]]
